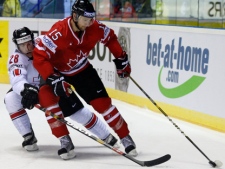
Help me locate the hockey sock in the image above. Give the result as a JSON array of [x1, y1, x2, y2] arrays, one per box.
[[46, 104, 69, 138], [102, 105, 129, 139], [69, 107, 110, 140], [10, 109, 32, 136]]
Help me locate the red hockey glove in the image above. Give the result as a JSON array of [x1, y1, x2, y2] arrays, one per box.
[[46, 74, 72, 97], [113, 52, 131, 78], [21, 83, 39, 110]]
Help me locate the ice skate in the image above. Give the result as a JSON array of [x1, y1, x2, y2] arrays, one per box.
[[22, 130, 38, 151], [103, 133, 120, 148], [58, 135, 76, 160], [121, 135, 138, 157]]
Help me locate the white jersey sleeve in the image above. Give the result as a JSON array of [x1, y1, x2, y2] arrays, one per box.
[[7, 49, 40, 95]]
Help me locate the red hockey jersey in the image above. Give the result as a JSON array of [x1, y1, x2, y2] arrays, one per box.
[[33, 17, 123, 80]]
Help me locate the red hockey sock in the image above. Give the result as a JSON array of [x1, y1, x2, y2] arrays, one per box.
[[91, 98, 130, 138], [46, 105, 69, 138], [102, 105, 129, 138]]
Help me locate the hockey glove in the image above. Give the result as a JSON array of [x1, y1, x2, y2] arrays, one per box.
[[46, 74, 72, 97], [21, 83, 39, 110], [113, 52, 131, 78]]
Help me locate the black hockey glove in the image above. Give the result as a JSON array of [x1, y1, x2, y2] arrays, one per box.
[[21, 83, 39, 110], [46, 74, 72, 97], [113, 52, 131, 78]]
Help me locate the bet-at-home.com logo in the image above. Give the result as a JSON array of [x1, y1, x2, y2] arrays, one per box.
[[146, 35, 209, 98]]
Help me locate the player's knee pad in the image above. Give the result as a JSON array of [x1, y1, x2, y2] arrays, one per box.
[[39, 85, 59, 108], [90, 97, 112, 113], [4, 90, 23, 113], [69, 107, 94, 125]]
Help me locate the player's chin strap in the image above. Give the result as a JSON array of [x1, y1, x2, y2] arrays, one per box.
[[34, 101, 170, 167], [129, 75, 222, 168]]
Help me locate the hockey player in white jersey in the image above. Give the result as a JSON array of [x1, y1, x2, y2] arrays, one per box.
[[4, 27, 118, 159], [4, 27, 39, 152]]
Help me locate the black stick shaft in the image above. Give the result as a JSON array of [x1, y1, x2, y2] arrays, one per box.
[[129, 76, 214, 164]]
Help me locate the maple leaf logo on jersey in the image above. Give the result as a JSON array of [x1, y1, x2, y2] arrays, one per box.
[[67, 50, 87, 69]]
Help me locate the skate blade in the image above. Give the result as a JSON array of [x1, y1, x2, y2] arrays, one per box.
[[59, 150, 76, 160], [24, 143, 39, 151], [127, 149, 138, 157], [113, 142, 120, 148]]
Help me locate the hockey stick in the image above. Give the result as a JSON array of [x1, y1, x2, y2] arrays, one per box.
[[129, 76, 223, 168], [35, 104, 171, 167]]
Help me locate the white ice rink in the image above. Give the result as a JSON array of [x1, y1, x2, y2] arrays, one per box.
[[0, 83, 225, 169]]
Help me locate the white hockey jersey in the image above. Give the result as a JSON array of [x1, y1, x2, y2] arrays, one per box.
[[7, 49, 40, 95]]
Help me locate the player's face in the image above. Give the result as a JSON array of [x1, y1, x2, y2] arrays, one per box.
[[77, 16, 94, 31], [18, 40, 34, 58]]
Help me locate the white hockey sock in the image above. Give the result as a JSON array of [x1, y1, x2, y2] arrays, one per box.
[[10, 109, 32, 136], [69, 107, 110, 139]]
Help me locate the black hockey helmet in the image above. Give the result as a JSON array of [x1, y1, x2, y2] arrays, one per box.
[[72, 0, 96, 18], [12, 27, 34, 45]]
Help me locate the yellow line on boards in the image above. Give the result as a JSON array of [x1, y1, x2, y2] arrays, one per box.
[[106, 88, 225, 133]]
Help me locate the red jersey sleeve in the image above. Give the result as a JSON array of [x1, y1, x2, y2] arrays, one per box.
[[33, 39, 55, 80], [95, 21, 124, 58]]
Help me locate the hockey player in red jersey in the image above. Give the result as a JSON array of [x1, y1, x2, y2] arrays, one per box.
[[33, 0, 137, 157], [4, 27, 119, 159]]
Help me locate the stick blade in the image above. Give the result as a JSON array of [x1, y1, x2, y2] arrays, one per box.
[[143, 154, 171, 167]]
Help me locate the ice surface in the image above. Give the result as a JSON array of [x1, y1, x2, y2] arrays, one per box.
[[0, 84, 224, 169]]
